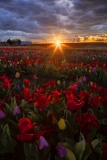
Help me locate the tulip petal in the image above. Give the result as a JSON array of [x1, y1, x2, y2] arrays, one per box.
[[39, 136, 49, 150], [0, 110, 6, 119]]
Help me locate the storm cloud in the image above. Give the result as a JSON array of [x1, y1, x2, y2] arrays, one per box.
[[0, 0, 107, 42]]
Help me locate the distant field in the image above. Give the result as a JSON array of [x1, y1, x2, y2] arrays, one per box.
[[33, 42, 107, 50], [0, 42, 107, 57], [0, 42, 107, 49]]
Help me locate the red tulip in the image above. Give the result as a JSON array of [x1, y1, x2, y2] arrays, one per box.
[[90, 96, 102, 108], [102, 95, 107, 108], [35, 125, 55, 139], [80, 90, 91, 101], [17, 118, 39, 143], [0, 101, 5, 110], [17, 133, 35, 143], [102, 142, 107, 160], [22, 88, 31, 100], [23, 79, 30, 87], [66, 94, 84, 113], [3, 78, 11, 89], [35, 93, 50, 110], [52, 90, 60, 103], [18, 118, 36, 133], [76, 112, 98, 135]]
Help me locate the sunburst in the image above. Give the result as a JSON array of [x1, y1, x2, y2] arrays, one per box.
[[55, 40, 61, 46]]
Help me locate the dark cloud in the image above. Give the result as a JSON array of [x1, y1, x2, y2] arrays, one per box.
[[94, 6, 107, 16], [0, 0, 107, 41]]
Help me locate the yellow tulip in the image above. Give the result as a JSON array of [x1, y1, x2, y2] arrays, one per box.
[[15, 72, 20, 78], [57, 80, 60, 85], [58, 118, 66, 130], [4, 65, 6, 68], [89, 69, 91, 73]]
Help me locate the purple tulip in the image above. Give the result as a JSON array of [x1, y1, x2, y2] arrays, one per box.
[[82, 76, 87, 82], [16, 85, 21, 90], [33, 75, 38, 80], [0, 110, 6, 119], [78, 78, 83, 83], [74, 84, 78, 91], [39, 108, 46, 112], [14, 106, 21, 115], [92, 67, 96, 72], [56, 145, 67, 158], [38, 136, 49, 150]]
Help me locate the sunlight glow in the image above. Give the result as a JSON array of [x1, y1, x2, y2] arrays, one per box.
[[55, 40, 61, 46]]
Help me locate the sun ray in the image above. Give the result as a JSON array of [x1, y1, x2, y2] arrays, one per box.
[[37, 44, 54, 53], [61, 43, 73, 50], [55, 40, 61, 46], [51, 40, 66, 60]]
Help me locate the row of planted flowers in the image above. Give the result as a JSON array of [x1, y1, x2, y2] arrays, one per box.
[[1, 48, 107, 87], [0, 47, 107, 160]]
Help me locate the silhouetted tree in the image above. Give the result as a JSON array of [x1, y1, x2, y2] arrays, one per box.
[[7, 39, 12, 45], [18, 39, 21, 45]]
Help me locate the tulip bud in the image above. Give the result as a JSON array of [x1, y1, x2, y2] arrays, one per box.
[[0, 110, 6, 119], [57, 80, 60, 85], [58, 118, 66, 130], [14, 106, 21, 115], [33, 74, 38, 80], [4, 65, 6, 68], [56, 145, 67, 158], [15, 72, 20, 78], [38, 136, 49, 150]]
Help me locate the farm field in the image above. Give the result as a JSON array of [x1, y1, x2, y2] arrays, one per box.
[[0, 44, 107, 160]]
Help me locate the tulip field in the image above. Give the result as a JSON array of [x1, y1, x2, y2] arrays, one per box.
[[0, 45, 107, 160]]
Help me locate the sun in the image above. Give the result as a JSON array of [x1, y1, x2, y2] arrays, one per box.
[[55, 40, 61, 46]]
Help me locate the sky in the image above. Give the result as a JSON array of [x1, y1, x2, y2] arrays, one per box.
[[0, 0, 107, 42]]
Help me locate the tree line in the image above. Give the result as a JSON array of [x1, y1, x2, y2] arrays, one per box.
[[7, 39, 21, 45]]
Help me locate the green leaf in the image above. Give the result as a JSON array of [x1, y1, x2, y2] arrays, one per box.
[[2, 124, 10, 137], [43, 146, 51, 160], [19, 99, 27, 108], [0, 143, 8, 154], [57, 133, 65, 142], [65, 148, 76, 160], [101, 105, 107, 116], [6, 125, 10, 136], [0, 123, 17, 152], [64, 120, 75, 136], [55, 156, 63, 160], [2, 124, 9, 135], [47, 111, 53, 118], [2, 135, 8, 148], [9, 119, 18, 129], [102, 118, 107, 125], [10, 97, 17, 110], [5, 103, 15, 119], [29, 113, 41, 122], [94, 147, 102, 154], [92, 139, 101, 148], [88, 152, 97, 160], [74, 140, 85, 160], [82, 143, 91, 160], [65, 138, 76, 150], [24, 143, 38, 160], [61, 142, 73, 151], [6, 135, 16, 152], [88, 127, 97, 140], [24, 143, 30, 158]]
